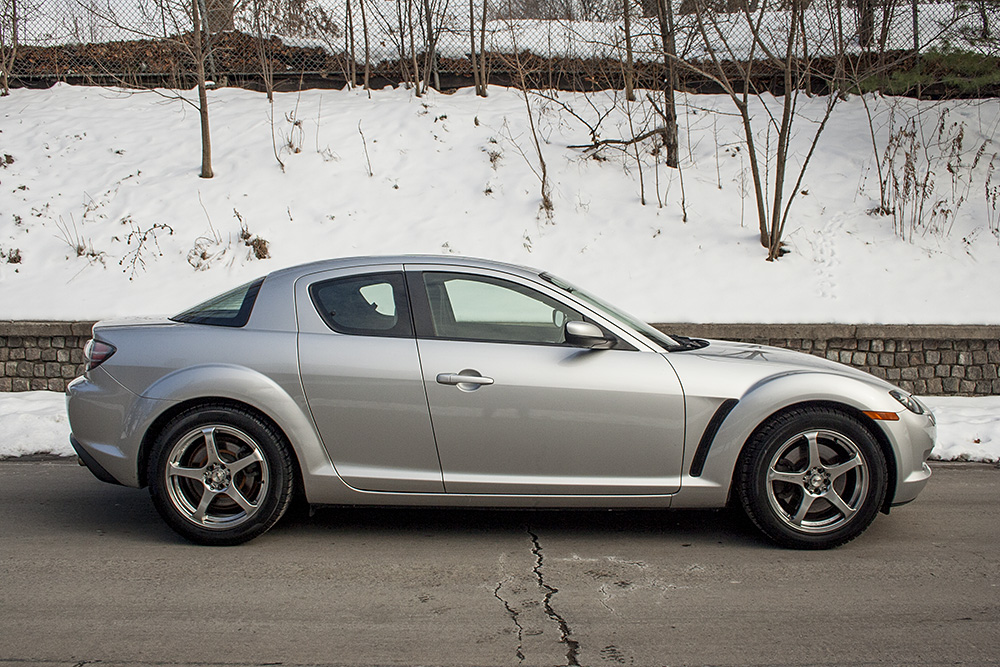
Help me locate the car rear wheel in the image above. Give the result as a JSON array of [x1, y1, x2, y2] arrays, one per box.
[[148, 405, 294, 546], [737, 407, 888, 549]]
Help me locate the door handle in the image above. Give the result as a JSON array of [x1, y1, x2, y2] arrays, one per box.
[[436, 373, 494, 386]]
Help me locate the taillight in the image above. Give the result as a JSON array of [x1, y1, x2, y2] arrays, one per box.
[[84, 339, 116, 371]]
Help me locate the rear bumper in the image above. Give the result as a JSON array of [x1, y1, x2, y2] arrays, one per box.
[[70, 434, 122, 486], [66, 373, 151, 488]]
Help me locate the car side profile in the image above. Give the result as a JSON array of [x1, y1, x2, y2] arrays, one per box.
[[67, 255, 934, 548]]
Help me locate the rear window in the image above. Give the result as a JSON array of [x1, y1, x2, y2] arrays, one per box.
[[171, 277, 264, 328]]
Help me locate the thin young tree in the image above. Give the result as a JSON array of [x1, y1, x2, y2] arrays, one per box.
[[251, 0, 276, 101], [83, 0, 216, 178], [191, 0, 213, 177], [470, 0, 483, 95], [623, 0, 636, 101], [0, 0, 17, 96], [678, 0, 848, 259], [653, 0, 680, 168]]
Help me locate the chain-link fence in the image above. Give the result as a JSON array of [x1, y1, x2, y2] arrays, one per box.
[[2, 0, 998, 87]]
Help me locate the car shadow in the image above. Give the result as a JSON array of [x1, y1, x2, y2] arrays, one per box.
[[25, 462, 771, 548], [277, 503, 771, 550]]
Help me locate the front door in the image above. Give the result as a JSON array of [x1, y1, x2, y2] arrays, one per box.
[[411, 269, 685, 495]]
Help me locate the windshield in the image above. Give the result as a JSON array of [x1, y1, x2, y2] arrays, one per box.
[[540, 272, 688, 351]]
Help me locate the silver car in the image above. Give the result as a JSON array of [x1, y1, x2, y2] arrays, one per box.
[[67, 255, 934, 548]]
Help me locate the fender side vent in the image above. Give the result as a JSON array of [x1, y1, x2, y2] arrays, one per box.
[[689, 398, 739, 477]]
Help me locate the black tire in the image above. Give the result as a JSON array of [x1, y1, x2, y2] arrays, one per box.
[[736, 407, 888, 550], [147, 404, 294, 546]]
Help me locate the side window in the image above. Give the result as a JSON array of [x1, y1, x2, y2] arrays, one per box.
[[310, 272, 412, 337], [421, 272, 581, 345], [171, 277, 264, 328]]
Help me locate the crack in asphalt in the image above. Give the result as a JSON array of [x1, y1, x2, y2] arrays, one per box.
[[528, 527, 581, 667], [493, 578, 526, 663]]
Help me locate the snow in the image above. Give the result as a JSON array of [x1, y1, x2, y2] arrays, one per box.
[[0, 391, 73, 458], [1, 81, 998, 463], [1, 83, 999, 323], [922, 396, 1000, 463], [2, 391, 996, 462]]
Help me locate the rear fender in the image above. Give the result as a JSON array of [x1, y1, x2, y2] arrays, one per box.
[[136, 364, 338, 498]]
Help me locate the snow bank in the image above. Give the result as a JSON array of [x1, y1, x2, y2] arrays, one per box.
[[2, 391, 996, 462], [0, 392, 74, 458]]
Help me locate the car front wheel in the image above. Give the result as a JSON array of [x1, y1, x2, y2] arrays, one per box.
[[147, 405, 294, 546], [737, 407, 888, 549]]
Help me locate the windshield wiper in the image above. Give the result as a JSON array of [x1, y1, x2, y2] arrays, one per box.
[[668, 334, 709, 351]]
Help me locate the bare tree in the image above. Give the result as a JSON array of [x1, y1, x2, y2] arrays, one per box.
[[502, 8, 553, 217], [470, 0, 489, 96], [623, 0, 636, 101], [0, 0, 17, 95], [359, 0, 372, 89], [677, 0, 847, 260], [251, 0, 277, 101], [421, 0, 451, 92], [192, 0, 213, 177], [83, 0, 216, 178], [653, 0, 680, 168]]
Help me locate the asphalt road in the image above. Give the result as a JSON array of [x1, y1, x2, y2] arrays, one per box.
[[1, 460, 998, 667]]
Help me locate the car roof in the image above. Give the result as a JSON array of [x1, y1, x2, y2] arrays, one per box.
[[263, 254, 543, 282]]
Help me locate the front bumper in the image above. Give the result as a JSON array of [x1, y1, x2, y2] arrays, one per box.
[[882, 408, 935, 507]]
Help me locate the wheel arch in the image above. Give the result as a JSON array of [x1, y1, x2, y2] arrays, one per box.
[[137, 397, 304, 496], [678, 371, 904, 509], [129, 364, 335, 500], [726, 399, 897, 513]]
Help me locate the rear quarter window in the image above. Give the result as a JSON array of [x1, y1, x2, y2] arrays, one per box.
[[171, 277, 264, 328]]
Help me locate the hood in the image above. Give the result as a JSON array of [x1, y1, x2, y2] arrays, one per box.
[[666, 338, 896, 393]]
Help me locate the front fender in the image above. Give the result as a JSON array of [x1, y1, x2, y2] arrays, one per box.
[[675, 370, 904, 507]]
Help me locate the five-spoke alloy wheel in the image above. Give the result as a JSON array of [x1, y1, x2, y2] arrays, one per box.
[[148, 405, 294, 545], [737, 407, 888, 549]]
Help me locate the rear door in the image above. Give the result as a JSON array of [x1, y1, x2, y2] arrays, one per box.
[[296, 265, 443, 493]]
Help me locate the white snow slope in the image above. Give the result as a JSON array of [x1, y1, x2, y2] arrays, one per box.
[[1, 83, 998, 462], [1, 83, 999, 323]]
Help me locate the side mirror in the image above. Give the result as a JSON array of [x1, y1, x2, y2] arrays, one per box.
[[564, 321, 615, 349]]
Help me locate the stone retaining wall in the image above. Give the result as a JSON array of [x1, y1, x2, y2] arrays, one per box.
[[0, 322, 95, 392], [1, 321, 998, 396]]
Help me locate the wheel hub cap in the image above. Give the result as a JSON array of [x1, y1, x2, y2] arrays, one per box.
[[804, 467, 831, 494], [203, 462, 232, 492]]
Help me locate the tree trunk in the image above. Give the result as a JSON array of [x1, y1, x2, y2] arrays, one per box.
[[857, 0, 874, 50], [346, 0, 357, 88], [623, 0, 635, 101], [655, 0, 679, 168], [470, 0, 482, 95], [360, 0, 371, 89], [0, 0, 17, 96], [193, 0, 213, 178]]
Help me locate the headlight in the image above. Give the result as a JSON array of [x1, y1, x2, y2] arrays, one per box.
[[889, 389, 924, 415]]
